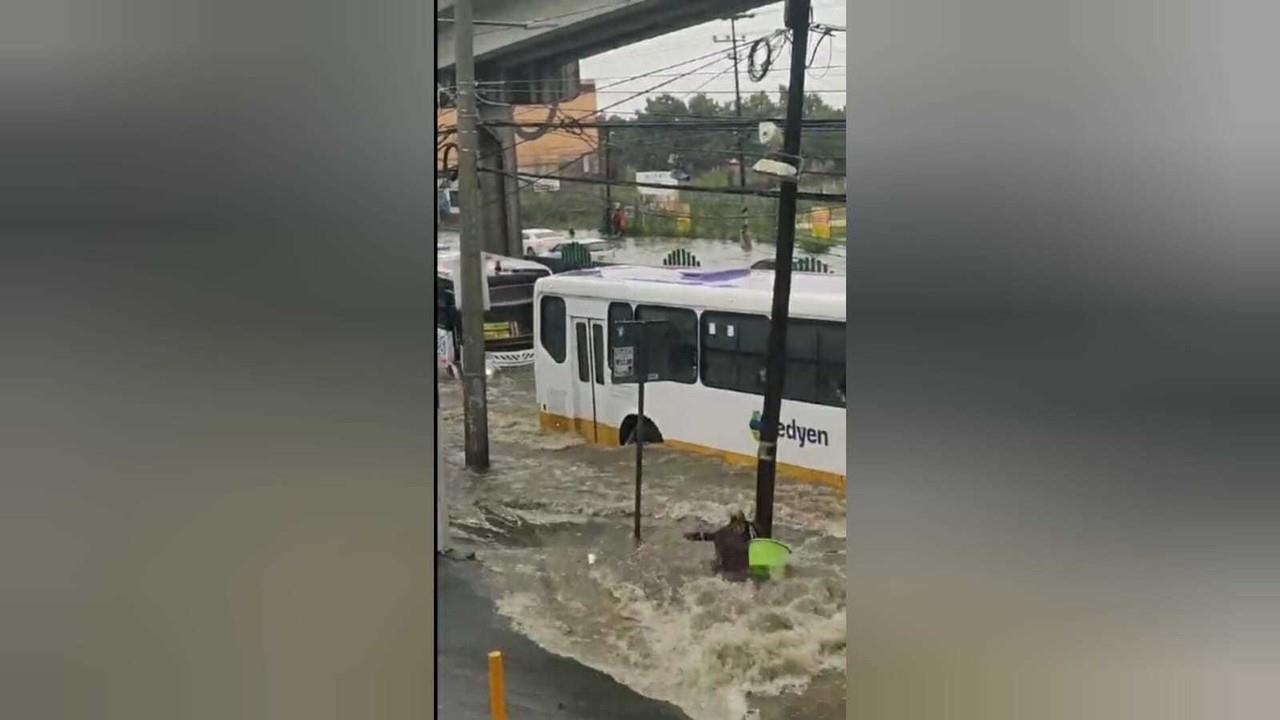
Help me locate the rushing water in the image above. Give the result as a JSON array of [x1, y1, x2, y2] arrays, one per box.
[[439, 369, 846, 720]]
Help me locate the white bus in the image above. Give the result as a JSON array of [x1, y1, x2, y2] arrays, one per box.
[[533, 265, 845, 490]]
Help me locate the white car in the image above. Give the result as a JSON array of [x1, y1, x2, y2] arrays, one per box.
[[538, 238, 612, 261], [520, 228, 568, 256]]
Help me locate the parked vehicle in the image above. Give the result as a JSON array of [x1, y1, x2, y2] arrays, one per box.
[[520, 228, 568, 256], [437, 249, 551, 359], [537, 238, 613, 261]]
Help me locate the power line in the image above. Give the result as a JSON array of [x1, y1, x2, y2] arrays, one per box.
[[466, 69, 845, 86], [441, 29, 845, 212], [594, 44, 739, 92], [459, 52, 743, 212], [589, 88, 845, 95], [476, 117, 845, 130], [447, 105, 846, 122], [479, 167, 846, 203], [496, 51, 735, 153]]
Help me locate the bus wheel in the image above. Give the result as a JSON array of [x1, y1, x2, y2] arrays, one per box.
[[620, 415, 663, 446]]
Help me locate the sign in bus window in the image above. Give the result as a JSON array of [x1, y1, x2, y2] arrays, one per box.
[[607, 301, 633, 370]]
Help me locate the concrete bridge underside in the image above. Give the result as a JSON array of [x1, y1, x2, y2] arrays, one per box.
[[436, 0, 767, 73]]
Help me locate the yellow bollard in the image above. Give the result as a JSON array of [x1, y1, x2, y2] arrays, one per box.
[[488, 650, 508, 720]]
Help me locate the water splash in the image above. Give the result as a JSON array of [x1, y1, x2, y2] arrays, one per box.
[[439, 338, 845, 720], [485, 534, 845, 720]]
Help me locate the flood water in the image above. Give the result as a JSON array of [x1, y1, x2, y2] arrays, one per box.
[[436, 230, 848, 277], [437, 234, 847, 720]]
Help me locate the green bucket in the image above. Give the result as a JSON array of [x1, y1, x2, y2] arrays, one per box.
[[748, 538, 791, 577]]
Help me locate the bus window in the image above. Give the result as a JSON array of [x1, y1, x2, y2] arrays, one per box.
[[701, 311, 770, 395], [607, 302, 633, 370], [785, 319, 845, 407], [635, 305, 698, 384], [819, 322, 846, 408], [540, 295, 567, 362], [575, 323, 590, 382], [785, 321, 821, 404]]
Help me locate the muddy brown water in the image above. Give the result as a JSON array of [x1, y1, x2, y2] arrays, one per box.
[[438, 363, 847, 720]]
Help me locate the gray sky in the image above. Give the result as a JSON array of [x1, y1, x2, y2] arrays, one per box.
[[579, 0, 846, 116]]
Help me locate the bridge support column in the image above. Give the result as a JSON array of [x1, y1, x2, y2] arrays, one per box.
[[477, 102, 523, 256], [500, 121, 522, 256]]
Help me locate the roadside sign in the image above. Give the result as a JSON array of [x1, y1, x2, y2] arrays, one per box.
[[610, 318, 670, 546], [612, 345, 635, 378], [610, 320, 669, 384]]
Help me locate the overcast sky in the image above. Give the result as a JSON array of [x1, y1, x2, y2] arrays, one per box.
[[579, 0, 846, 116]]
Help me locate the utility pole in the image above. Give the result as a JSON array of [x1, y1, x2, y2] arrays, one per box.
[[601, 124, 613, 236], [455, 0, 490, 471], [754, 0, 811, 539], [713, 14, 753, 190], [714, 13, 754, 248]]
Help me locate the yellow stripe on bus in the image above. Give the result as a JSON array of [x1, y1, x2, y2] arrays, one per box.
[[538, 411, 845, 493]]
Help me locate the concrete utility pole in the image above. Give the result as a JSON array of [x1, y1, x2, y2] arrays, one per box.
[[455, 0, 490, 471], [754, 0, 812, 538], [436, 381, 450, 553]]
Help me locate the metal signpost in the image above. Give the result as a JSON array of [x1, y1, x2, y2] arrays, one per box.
[[610, 319, 669, 544]]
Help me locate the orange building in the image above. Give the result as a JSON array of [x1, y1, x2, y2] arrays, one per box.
[[437, 81, 600, 177]]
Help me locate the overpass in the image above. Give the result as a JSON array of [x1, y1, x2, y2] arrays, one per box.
[[436, 0, 766, 78], [436, 0, 772, 254]]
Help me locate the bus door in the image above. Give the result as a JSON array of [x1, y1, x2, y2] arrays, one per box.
[[570, 316, 608, 443]]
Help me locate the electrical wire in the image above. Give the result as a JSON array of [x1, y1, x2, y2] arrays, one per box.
[[493, 51, 735, 160], [747, 36, 775, 82], [807, 27, 836, 80], [440, 28, 845, 212], [465, 69, 844, 86], [461, 52, 741, 211], [478, 167, 846, 203]]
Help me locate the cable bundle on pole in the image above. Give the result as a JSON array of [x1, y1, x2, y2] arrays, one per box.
[[747, 36, 775, 82]]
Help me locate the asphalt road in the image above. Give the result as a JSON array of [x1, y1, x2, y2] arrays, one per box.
[[436, 556, 691, 720]]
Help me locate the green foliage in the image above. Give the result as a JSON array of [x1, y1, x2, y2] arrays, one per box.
[[606, 87, 846, 182], [516, 90, 845, 243]]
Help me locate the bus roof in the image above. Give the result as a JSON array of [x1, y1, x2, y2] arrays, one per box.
[[535, 265, 845, 320]]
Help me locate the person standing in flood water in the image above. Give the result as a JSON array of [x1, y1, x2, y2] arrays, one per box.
[[684, 509, 759, 578]]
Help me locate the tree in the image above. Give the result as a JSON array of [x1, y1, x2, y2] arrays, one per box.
[[601, 88, 845, 182]]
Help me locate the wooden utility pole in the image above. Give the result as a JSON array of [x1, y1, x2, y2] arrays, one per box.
[[714, 14, 755, 247], [754, 0, 812, 538], [455, 0, 490, 470]]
